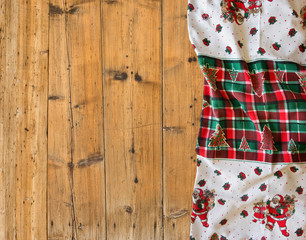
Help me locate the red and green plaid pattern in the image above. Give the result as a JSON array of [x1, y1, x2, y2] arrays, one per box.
[[195, 55, 306, 162]]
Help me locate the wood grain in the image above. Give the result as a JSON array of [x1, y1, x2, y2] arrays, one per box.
[[48, 0, 105, 239], [162, 0, 201, 239], [102, 0, 163, 239], [0, 0, 201, 238], [1, 0, 49, 239]]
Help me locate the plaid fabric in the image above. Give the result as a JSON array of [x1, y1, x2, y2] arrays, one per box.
[[195, 55, 306, 162]]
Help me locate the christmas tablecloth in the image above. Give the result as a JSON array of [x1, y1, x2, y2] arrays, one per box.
[[187, 0, 306, 239]]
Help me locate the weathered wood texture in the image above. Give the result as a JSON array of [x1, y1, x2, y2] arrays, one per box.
[[0, 0, 201, 239], [163, 1, 203, 239], [1, 0, 49, 239]]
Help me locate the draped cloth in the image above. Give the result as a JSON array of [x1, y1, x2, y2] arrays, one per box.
[[187, 0, 306, 239]]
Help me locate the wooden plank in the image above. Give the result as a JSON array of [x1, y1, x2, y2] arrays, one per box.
[[0, 1, 6, 239], [48, 0, 105, 239], [2, 0, 49, 239], [162, 0, 202, 239], [102, 0, 163, 239]]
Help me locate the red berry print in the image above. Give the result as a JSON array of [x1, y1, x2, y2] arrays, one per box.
[[238, 172, 246, 181], [240, 210, 248, 218], [197, 159, 201, 167], [220, 219, 227, 225], [289, 28, 297, 37], [254, 167, 262, 175], [250, 27, 258, 36], [241, 194, 249, 201], [216, 24, 223, 33], [272, 42, 281, 51], [296, 186, 303, 195], [259, 183, 267, 192], [292, 10, 298, 17], [223, 182, 230, 190], [290, 166, 299, 172], [203, 38, 211, 46], [268, 16, 277, 25], [299, 43, 306, 53], [225, 46, 232, 54], [237, 40, 243, 48], [198, 179, 206, 187], [295, 228, 303, 237], [188, 3, 194, 11], [257, 47, 266, 55], [202, 13, 209, 20], [274, 170, 283, 179]]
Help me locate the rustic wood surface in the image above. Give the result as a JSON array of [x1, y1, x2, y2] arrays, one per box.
[[0, 0, 202, 239]]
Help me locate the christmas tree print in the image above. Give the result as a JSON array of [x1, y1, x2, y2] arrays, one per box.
[[288, 139, 298, 154], [220, 236, 227, 240], [296, 73, 306, 93], [190, 236, 195, 240], [248, 71, 265, 97], [229, 68, 238, 81], [214, 169, 221, 175], [202, 64, 218, 91], [208, 124, 230, 150], [203, 100, 209, 108], [274, 68, 284, 83], [239, 136, 250, 151], [260, 125, 277, 153]]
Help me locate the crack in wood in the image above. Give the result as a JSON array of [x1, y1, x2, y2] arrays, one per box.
[[63, 2, 78, 238], [163, 126, 185, 133], [105, 0, 119, 4], [167, 209, 189, 219], [49, 3, 64, 15], [48, 95, 65, 100], [49, 3, 79, 16], [77, 155, 103, 168]]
